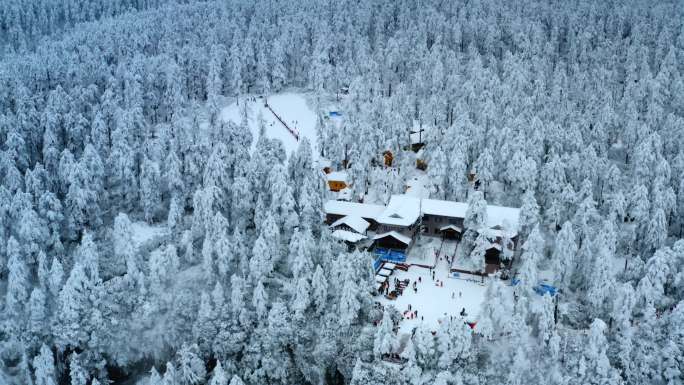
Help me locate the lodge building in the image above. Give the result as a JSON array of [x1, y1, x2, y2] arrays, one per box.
[[324, 194, 520, 275]]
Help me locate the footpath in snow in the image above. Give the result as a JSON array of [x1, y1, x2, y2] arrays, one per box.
[[220, 92, 318, 157]]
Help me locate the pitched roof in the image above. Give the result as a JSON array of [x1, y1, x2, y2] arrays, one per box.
[[324, 201, 385, 220], [376, 195, 421, 227], [331, 230, 367, 243], [330, 215, 370, 234], [326, 171, 348, 183], [325, 195, 520, 232], [422, 199, 468, 218], [421, 198, 520, 232], [483, 205, 520, 233], [373, 231, 412, 245], [488, 228, 518, 239], [439, 224, 463, 232]]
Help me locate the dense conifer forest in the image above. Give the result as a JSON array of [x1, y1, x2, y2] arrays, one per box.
[[0, 0, 683, 384]]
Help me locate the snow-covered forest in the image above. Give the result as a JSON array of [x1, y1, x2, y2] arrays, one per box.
[[0, 0, 683, 384]]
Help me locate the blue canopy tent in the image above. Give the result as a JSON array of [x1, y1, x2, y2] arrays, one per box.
[[373, 248, 406, 271], [511, 279, 558, 296], [534, 283, 558, 296]]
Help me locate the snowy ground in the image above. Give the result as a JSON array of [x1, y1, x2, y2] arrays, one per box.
[[220, 92, 318, 158], [449, 241, 481, 273], [405, 173, 430, 199], [405, 236, 443, 266], [130, 221, 167, 249], [379, 255, 488, 335]]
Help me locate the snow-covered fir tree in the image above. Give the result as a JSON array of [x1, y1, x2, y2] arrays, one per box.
[[0, 0, 682, 384]]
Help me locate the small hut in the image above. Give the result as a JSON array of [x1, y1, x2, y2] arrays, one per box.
[[372, 231, 412, 251], [383, 150, 394, 167], [326, 171, 348, 192], [439, 224, 462, 240]]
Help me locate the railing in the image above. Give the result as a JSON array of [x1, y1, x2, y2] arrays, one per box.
[[264, 99, 299, 141], [436, 238, 445, 258]]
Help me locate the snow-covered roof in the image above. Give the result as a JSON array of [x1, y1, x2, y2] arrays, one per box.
[[422, 199, 468, 219], [421, 198, 520, 232], [326, 171, 348, 183], [324, 200, 385, 220], [483, 205, 520, 233], [488, 228, 518, 239], [330, 215, 370, 234], [331, 229, 366, 243], [326, 195, 520, 232], [318, 158, 332, 168], [373, 231, 412, 245], [487, 243, 503, 251], [377, 195, 421, 226], [439, 224, 463, 232], [337, 187, 353, 201]]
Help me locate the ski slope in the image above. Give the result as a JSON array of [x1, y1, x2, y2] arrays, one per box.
[[220, 92, 319, 158]]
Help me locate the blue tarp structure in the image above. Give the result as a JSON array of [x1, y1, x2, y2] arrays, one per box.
[[373, 248, 406, 271], [510, 278, 558, 296], [387, 250, 406, 262], [373, 258, 383, 272], [329, 111, 342, 117], [534, 283, 558, 296], [374, 247, 389, 256]]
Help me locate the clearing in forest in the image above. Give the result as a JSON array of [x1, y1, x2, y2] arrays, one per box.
[[220, 92, 319, 157], [378, 252, 488, 335]]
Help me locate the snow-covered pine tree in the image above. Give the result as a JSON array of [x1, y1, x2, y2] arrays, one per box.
[[373, 309, 396, 359], [33, 345, 57, 385]]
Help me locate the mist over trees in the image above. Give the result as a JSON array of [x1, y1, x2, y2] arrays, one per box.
[[0, 0, 683, 384]]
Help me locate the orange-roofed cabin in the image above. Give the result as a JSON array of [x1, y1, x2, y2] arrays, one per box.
[[327, 171, 349, 192]]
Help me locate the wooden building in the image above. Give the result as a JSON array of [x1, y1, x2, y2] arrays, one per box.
[[324, 200, 384, 231], [372, 195, 421, 251], [383, 150, 394, 167], [330, 215, 370, 236], [421, 199, 468, 236], [439, 224, 462, 240], [375, 195, 421, 238], [372, 231, 412, 251], [326, 171, 348, 192], [484, 242, 514, 277], [319, 158, 333, 175], [323, 194, 521, 276]]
